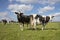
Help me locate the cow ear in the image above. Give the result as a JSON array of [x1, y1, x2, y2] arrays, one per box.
[[15, 12, 18, 14], [52, 16, 54, 18]]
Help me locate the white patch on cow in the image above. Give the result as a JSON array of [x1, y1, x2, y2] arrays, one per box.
[[42, 15, 46, 17], [32, 14, 37, 18], [31, 14, 37, 29], [36, 18, 40, 24], [49, 16, 51, 20], [31, 18, 36, 29], [49, 15, 53, 21], [33, 19, 36, 29], [42, 15, 46, 21]]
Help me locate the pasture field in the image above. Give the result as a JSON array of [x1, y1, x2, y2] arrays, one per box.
[[0, 22, 60, 40]]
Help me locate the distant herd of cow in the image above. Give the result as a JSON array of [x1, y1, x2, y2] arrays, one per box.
[[2, 11, 55, 31]]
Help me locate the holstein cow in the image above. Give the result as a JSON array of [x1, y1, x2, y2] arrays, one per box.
[[2, 19, 7, 25], [15, 12, 37, 31], [35, 15, 54, 30]]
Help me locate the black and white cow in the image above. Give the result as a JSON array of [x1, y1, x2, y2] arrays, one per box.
[[35, 15, 54, 30], [2, 19, 7, 25], [15, 12, 38, 31]]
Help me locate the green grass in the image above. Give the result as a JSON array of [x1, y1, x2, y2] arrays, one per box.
[[0, 22, 60, 40]]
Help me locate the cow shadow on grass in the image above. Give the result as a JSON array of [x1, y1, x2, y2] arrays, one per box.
[[27, 28, 57, 30]]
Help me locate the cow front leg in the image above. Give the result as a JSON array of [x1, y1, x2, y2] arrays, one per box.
[[20, 23, 23, 31], [42, 24, 45, 30], [33, 22, 36, 30]]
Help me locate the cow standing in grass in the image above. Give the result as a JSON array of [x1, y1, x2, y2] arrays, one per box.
[[35, 15, 54, 30], [15, 12, 38, 31], [2, 19, 7, 25]]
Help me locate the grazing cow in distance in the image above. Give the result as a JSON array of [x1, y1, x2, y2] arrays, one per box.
[[35, 15, 54, 30], [9, 20, 16, 24], [2, 19, 7, 25]]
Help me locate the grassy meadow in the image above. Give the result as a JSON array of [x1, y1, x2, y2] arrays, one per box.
[[0, 22, 60, 40]]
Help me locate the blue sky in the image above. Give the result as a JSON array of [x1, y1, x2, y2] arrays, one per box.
[[0, 0, 60, 22]]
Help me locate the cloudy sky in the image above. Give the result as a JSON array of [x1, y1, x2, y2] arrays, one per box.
[[0, 0, 60, 22]]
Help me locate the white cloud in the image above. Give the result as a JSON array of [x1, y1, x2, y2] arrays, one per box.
[[16, 0, 38, 4], [8, 4, 33, 12], [0, 12, 8, 17], [48, 0, 60, 5], [0, 12, 11, 21], [39, 0, 60, 5], [53, 13, 60, 16], [9, 0, 39, 4], [9, 0, 60, 5], [38, 6, 55, 13]]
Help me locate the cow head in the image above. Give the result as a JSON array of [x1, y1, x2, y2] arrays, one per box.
[[35, 15, 42, 21], [51, 16, 54, 18], [15, 12, 23, 16], [15, 12, 24, 19], [50, 16, 54, 21], [35, 15, 40, 19]]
